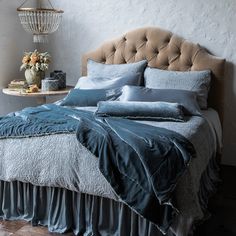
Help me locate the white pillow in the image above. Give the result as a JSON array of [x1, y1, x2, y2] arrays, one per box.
[[75, 73, 141, 89]]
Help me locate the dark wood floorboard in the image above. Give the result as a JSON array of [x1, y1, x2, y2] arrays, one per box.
[[0, 220, 74, 236], [0, 165, 235, 236]]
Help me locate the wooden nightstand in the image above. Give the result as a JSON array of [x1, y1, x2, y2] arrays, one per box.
[[2, 86, 73, 104]]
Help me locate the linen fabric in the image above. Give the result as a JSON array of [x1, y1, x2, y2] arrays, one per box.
[[60, 88, 121, 107], [0, 103, 195, 233], [0, 107, 221, 202], [118, 86, 201, 115], [87, 59, 147, 78], [0, 107, 221, 235], [75, 73, 141, 89], [144, 67, 211, 109], [96, 101, 185, 121]]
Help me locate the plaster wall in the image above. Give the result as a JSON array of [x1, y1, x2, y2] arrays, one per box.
[[44, 0, 236, 166], [0, 0, 38, 114]]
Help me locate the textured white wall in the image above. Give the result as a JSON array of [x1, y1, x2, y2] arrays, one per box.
[[7, 0, 236, 166], [0, 0, 38, 115]]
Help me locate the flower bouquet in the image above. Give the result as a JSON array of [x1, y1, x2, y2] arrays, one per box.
[[20, 50, 51, 88]]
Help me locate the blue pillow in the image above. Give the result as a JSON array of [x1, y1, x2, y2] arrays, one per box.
[[118, 86, 201, 116], [87, 59, 147, 78], [96, 101, 185, 121], [60, 88, 122, 107], [75, 73, 141, 89], [144, 67, 211, 109]]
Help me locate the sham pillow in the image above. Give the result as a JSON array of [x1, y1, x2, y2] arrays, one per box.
[[118, 85, 201, 116], [144, 67, 211, 109], [96, 101, 185, 121], [87, 59, 147, 78], [60, 88, 121, 107], [75, 73, 141, 89]]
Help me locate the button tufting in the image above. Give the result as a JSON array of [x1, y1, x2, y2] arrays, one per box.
[[143, 36, 148, 42], [165, 38, 171, 44], [154, 49, 159, 54]]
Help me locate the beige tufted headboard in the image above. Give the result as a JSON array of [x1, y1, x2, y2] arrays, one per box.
[[82, 27, 225, 122]]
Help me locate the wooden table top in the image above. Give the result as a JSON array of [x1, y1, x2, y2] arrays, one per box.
[[2, 86, 73, 98]]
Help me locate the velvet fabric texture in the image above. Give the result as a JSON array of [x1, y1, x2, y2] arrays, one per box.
[[60, 88, 122, 107], [0, 104, 94, 139], [144, 67, 211, 109], [118, 86, 201, 115], [0, 102, 195, 233], [0, 155, 219, 235], [96, 101, 185, 121], [0, 181, 169, 236], [77, 116, 196, 233], [75, 73, 141, 89]]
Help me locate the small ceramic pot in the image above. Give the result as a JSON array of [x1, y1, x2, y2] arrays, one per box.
[[41, 79, 59, 91]]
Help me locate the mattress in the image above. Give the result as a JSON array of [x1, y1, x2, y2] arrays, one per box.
[[0, 107, 221, 234]]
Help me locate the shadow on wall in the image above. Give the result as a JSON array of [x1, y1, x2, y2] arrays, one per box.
[[222, 61, 236, 165]]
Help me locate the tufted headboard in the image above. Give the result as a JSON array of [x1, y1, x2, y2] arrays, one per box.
[[82, 27, 225, 122]]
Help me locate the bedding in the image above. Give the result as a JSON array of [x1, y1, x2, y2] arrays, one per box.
[[87, 59, 147, 78], [0, 103, 195, 233], [77, 114, 195, 233], [0, 26, 225, 236], [0, 106, 221, 235], [60, 88, 121, 107], [96, 101, 185, 121], [144, 68, 211, 109], [0, 104, 92, 138], [118, 85, 201, 115], [75, 73, 141, 89]]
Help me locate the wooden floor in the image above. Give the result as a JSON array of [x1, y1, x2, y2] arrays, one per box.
[[0, 220, 74, 235], [0, 165, 235, 236]]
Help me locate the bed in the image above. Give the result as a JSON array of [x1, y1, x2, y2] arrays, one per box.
[[0, 27, 225, 236]]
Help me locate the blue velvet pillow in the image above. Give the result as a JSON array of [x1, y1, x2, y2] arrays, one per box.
[[75, 73, 141, 89], [118, 86, 201, 116], [96, 101, 185, 121], [60, 88, 122, 107], [87, 59, 148, 78], [144, 67, 211, 109]]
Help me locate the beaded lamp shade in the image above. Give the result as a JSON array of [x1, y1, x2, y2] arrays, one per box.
[[17, 0, 64, 43]]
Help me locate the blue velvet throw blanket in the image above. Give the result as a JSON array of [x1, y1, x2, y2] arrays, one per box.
[[0, 104, 196, 233]]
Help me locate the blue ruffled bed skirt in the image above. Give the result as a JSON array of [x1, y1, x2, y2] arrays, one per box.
[[0, 155, 219, 236], [0, 181, 167, 236]]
